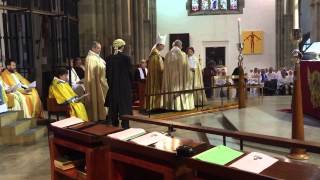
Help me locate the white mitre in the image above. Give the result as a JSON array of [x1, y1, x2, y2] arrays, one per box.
[[156, 34, 166, 45], [152, 34, 166, 49]]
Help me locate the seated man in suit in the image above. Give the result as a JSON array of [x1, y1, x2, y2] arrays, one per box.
[[49, 68, 88, 121], [1, 59, 43, 118]]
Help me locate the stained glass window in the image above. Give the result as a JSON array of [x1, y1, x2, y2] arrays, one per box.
[[219, 0, 227, 10], [230, 0, 238, 10], [192, 0, 200, 12], [188, 0, 242, 15]]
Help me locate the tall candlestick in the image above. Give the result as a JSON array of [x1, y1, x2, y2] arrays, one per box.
[[293, 0, 299, 29], [238, 18, 242, 44]]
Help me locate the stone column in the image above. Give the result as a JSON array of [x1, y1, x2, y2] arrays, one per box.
[[311, 0, 320, 42], [138, 0, 145, 63], [115, 0, 123, 38], [276, 0, 294, 69], [122, 0, 133, 57], [78, 0, 96, 56], [95, 0, 104, 42], [132, 0, 140, 63]]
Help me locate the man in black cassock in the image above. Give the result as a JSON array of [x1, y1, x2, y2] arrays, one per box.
[[105, 39, 132, 128]]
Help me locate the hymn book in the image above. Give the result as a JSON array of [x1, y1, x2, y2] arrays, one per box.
[[51, 117, 84, 128], [192, 145, 244, 165], [107, 128, 146, 141], [130, 132, 166, 146]]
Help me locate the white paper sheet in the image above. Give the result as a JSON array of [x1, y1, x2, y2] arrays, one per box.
[[130, 132, 166, 146], [8, 84, 19, 92], [51, 117, 84, 128], [107, 128, 146, 141], [0, 103, 8, 113], [28, 81, 37, 88], [28, 81, 36, 88], [229, 152, 279, 174]]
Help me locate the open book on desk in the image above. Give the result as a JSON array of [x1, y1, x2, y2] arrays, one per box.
[[75, 93, 89, 102], [7, 84, 19, 92], [107, 128, 146, 141], [130, 132, 166, 146], [51, 117, 84, 128]]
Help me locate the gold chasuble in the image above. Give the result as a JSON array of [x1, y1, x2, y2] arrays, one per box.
[[1, 69, 43, 118], [85, 50, 108, 121], [162, 47, 195, 111], [0, 77, 30, 117], [145, 48, 164, 110], [49, 78, 88, 121]]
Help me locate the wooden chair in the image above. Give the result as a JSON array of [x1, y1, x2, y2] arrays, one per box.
[[47, 98, 70, 122]]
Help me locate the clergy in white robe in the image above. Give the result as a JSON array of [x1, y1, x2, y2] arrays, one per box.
[[187, 47, 207, 106]]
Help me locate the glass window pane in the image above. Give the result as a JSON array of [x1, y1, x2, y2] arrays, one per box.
[[230, 0, 238, 10], [192, 0, 200, 12], [210, 0, 218, 10], [201, 0, 210, 10], [219, 0, 227, 10]]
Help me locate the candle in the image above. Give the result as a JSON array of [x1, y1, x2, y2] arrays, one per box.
[[238, 18, 242, 44], [293, 0, 299, 29]]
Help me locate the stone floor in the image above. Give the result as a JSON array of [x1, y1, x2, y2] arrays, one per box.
[[0, 96, 319, 180]]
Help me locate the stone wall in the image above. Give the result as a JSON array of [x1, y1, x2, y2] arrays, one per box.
[[78, 0, 157, 64]]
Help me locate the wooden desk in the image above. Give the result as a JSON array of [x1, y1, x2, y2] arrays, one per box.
[[48, 121, 320, 180], [187, 154, 320, 180], [104, 136, 208, 180], [49, 123, 121, 180], [50, 137, 108, 180]]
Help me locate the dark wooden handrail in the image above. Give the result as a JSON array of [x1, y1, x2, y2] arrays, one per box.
[[145, 84, 237, 97], [121, 115, 320, 154]]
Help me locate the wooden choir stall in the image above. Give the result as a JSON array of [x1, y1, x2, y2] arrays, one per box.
[[48, 116, 320, 180]]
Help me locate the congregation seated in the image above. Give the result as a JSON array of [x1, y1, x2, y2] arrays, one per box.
[[277, 69, 293, 95], [48, 68, 88, 121], [1, 59, 43, 118], [266, 67, 278, 80]]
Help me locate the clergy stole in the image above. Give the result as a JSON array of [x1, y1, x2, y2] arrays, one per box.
[[49, 78, 88, 121], [1, 69, 43, 118], [0, 84, 8, 113]]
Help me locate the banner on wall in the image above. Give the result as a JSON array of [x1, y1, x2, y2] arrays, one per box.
[[242, 31, 264, 55]]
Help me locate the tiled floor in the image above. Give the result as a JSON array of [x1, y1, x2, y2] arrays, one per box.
[[0, 96, 319, 180]]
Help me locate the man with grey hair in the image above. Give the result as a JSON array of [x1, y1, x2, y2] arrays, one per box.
[[161, 40, 195, 111], [84, 41, 108, 121]]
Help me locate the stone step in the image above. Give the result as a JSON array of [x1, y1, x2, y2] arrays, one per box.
[[0, 126, 47, 145], [17, 118, 37, 128], [0, 111, 23, 127], [0, 119, 31, 136]]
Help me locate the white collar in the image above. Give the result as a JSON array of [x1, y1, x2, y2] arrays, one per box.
[[54, 77, 66, 83], [88, 50, 100, 57]]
